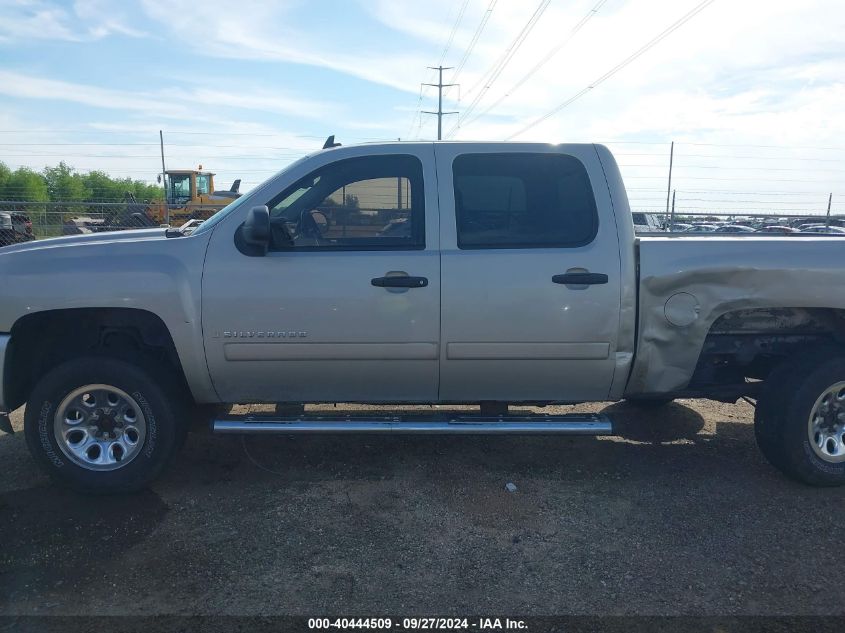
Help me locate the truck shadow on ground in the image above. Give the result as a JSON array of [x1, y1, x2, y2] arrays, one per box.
[[167, 400, 768, 489], [0, 400, 769, 496], [3, 400, 840, 617]]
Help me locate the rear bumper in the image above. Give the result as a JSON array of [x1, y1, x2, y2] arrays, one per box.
[[0, 334, 9, 412]]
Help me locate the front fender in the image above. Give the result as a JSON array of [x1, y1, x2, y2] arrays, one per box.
[[0, 231, 218, 404]]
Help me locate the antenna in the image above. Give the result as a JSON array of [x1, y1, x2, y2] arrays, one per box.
[[323, 135, 341, 149]]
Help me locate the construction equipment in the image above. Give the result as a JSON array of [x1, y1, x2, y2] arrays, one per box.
[[151, 167, 242, 224]]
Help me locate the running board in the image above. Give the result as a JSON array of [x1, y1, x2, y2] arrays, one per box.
[[212, 413, 613, 435]]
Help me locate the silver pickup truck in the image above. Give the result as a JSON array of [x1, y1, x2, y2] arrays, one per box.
[[2, 142, 844, 492]]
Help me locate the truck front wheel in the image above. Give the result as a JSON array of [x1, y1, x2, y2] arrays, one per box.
[[755, 350, 845, 486], [23, 356, 186, 493]]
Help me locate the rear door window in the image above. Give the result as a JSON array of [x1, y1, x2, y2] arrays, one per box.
[[453, 153, 598, 249]]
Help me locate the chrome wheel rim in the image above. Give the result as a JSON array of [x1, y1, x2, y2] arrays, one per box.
[[53, 384, 147, 471], [808, 381, 845, 463]]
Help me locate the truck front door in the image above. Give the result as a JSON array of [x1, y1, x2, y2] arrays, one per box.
[[202, 146, 440, 403], [434, 145, 622, 402]]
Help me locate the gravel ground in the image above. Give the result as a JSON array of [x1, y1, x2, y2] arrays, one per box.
[[1, 398, 844, 617]]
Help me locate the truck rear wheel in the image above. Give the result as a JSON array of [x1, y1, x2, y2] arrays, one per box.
[[24, 356, 186, 493], [755, 350, 845, 486]]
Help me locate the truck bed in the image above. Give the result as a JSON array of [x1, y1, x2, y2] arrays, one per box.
[[629, 234, 845, 394]]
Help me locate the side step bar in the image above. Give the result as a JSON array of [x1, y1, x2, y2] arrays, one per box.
[[212, 413, 613, 435]]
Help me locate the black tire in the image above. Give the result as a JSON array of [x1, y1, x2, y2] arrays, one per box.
[[755, 349, 845, 486], [624, 397, 674, 408], [24, 356, 188, 493]]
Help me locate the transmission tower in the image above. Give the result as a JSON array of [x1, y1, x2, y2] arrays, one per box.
[[422, 66, 459, 140]]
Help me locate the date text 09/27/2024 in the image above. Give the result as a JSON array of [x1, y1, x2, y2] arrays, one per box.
[[307, 618, 528, 630]]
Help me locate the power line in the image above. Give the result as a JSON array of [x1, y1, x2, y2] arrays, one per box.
[[439, 0, 471, 65], [0, 142, 310, 150], [406, 0, 471, 140], [405, 83, 428, 139], [463, 0, 609, 128], [462, 0, 551, 97], [448, 0, 499, 90], [618, 164, 845, 172], [614, 153, 845, 162], [448, 0, 552, 138], [505, 0, 718, 140], [6, 130, 845, 152], [0, 154, 304, 159]]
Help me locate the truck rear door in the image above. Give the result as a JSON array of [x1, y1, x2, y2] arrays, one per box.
[[434, 144, 623, 402]]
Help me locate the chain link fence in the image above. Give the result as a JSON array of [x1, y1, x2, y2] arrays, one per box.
[[4, 200, 845, 248], [0, 199, 229, 247], [634, 210, 845, 234]]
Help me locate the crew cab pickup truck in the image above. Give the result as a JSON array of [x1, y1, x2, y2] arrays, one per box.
[[2, 142, 845, 492]]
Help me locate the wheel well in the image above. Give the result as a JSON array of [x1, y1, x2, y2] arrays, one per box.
[[5, 308, 189, 411], [690, 307, 845, 396]]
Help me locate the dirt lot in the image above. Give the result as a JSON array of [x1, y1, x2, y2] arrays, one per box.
[[1, 398, 844, 617]]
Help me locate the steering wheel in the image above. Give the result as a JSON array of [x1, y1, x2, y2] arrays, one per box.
[[297, 209, 328, 243]]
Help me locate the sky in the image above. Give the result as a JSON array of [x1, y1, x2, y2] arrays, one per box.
[[1, 0, 845, 216]]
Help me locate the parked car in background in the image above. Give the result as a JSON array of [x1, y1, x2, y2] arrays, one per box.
[[715, 225, 755, 233], [0, 212, 34, 247], [688, 223, 719, 232], [631, 212, 664, 233], [667, 223, 693, 232], [790, 217, 845, 229], [799, 225, 845, 234], [757, 225, 799, 234]]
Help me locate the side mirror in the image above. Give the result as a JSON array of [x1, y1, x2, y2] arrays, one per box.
[[240, 205, 271, 255]]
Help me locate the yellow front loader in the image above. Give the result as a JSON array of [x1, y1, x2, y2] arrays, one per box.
[[151, 167, 241, 225]]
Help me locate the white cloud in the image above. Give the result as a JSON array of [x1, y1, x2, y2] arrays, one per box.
[[0, 70, 340, 122], [72, 0, 148, 38], [4, 0, 845, 210], [442, 0, 845, 143], [0, 0, 81, 41], [138, 0, 435, 93], [0, 0, 149, 41], [0, 70, 189, 117]]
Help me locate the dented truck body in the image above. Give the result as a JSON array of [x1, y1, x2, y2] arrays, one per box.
[[630, 237, 845, 398]]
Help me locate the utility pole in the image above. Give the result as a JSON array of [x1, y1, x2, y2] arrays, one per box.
[[422, 66, 458, 140], [826, 192, 833, 228], [669, 189, 676, 232], [664, 141, 674, 226], [396, 136, 403, 210], [159, 130, 169, 225]]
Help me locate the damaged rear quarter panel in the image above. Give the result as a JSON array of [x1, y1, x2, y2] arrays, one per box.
[[626, 235, 845, 395]]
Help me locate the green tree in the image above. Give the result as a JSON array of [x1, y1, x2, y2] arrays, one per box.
[[43, 162, 87, 217], [2, 167, 48, 202], [0, 161, 11, 195], [81, 170, 124, 202], [2, 166, 50, 235], [0, 162, 164, 237]]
